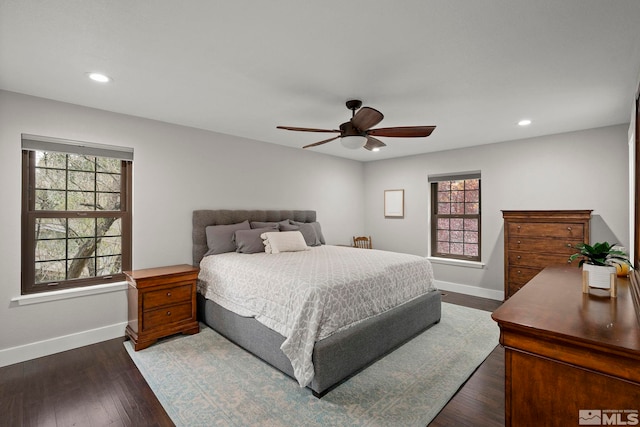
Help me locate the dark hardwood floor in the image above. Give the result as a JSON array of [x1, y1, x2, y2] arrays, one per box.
[[429, 292, 505, 427], [0, 338, 173, 427], [0, 291, 504, 427]]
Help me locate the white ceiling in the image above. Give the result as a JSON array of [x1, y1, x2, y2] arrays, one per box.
[[2, 1, 640, 162]]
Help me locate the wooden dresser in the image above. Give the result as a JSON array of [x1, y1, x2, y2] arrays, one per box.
[[502, 210, 591, 299], [492, 266, 640, 427], [124, 264, 200, 351]]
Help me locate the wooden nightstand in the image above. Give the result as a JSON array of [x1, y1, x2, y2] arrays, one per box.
[[124, 264, 200, 351]]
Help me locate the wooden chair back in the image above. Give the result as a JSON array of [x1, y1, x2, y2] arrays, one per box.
[[353, 236, 372, 249]]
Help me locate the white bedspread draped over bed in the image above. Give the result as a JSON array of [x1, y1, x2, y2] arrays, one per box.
[[197, 245, 436, 387]]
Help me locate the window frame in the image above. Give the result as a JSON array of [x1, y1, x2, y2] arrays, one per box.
[[429, 172, 481, 262], [21, 135, 133, 295]]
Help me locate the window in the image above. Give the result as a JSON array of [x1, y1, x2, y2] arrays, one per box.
[[429, 172, 481, 261], [21, 135, 133, 295]]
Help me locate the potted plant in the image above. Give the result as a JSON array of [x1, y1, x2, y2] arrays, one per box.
[[568, 242, 633, 295]]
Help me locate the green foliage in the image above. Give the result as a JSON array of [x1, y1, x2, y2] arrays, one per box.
[[568, 242, 633, 268]]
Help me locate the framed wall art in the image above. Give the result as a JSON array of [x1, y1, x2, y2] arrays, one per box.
[[384, 189, 404, 218]]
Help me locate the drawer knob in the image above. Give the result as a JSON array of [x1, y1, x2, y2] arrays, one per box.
[[517, 240, 521, 244], [167, 292, 172, 297], [567, 227, 572, 231], [517, 255, 521, 259], [567, 243, 571, 247], [517, 225, 521, 230], [166, 311, 171, 316], [517, 270, 522, 275]]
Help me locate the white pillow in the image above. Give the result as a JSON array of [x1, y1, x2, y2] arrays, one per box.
[[261, 231, 310, 254]]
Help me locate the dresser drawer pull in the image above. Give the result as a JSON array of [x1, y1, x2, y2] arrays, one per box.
[[167, 292, 172, 297], [517, 270, 522, 275], [516, 255, 521, 259], [517, 225, 521, 230], [566, 243, 572, 247], [567, 227, 572, 231], [166, 311, 171, 316]]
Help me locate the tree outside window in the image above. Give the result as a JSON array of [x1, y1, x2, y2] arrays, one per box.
[[21, 136, 132, 294]]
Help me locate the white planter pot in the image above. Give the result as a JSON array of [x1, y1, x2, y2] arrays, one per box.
[[583, 264, 617, 290]]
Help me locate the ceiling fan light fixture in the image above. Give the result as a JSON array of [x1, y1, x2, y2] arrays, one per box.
[[277, 99, 435, 151], [341, 135, 367, 149]]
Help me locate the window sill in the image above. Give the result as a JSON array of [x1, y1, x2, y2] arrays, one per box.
[[11, 281, 128, 306], [427, 257, 485, 269]]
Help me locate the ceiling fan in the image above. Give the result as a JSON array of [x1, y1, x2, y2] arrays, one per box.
[[277, 100, 436, 151]]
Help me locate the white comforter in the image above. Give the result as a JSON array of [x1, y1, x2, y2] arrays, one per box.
[[197, 245, 436, 387]]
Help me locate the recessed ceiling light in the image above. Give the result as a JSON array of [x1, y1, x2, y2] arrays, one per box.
[[87, 72, 111, 83], [518, 119, 532, 126]]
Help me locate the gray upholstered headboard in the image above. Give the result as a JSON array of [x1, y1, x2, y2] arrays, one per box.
[[192, 209, 317, 266]]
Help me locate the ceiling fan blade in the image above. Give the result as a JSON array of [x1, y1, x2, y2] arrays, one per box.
[[368, 126, 436, 138], [277, 126, 340, 133], [364, 136, 386, 151], [303, 135, 341, 149], [351, 107, 384, 131]]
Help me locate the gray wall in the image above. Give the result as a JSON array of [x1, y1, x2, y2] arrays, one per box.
[[0, 90, 364, 366], [363, 124, 630, 299], [0, 89, 632, 366]]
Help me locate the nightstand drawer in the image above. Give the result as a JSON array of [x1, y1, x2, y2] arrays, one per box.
[[143, 302, 193, 331], [143, 283, 192, 310]]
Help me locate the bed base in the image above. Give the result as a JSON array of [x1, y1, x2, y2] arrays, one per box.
[[192, 209, 442, 397], [198, 289, 442, 397]]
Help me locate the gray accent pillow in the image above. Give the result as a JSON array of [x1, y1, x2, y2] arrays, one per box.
[[291, 220, 326, 245], [250, 220, 289, 230], [204, 220, 250, 255], [234, 227, 275, 254], [282, 222, 321, 247]]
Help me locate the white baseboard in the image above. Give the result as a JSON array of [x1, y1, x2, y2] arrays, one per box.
[[435, 279, 504, 301], [0, 281, 501, 368], [0, 321, 127, 368]]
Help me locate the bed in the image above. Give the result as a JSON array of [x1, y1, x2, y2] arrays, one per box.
[[193, 209, 442, 397]]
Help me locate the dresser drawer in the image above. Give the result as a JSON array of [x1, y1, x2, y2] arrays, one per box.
[[508, 222, 584, 239], [508, 251, 573, 269], [507, 282, 526, 297], [143, 302, 193, 331], [508, 266, 541, 286], [143, 283, 192, 310], [508, 238, 582, 255]]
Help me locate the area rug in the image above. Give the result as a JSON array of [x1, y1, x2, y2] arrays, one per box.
[[124, 302, 499, 427]]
